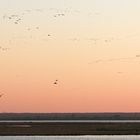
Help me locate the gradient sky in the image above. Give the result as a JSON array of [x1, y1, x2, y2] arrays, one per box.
[[1, 0, 140, 112]]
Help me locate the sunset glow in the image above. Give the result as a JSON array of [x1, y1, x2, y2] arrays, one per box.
[[0, 0, 140, 112]]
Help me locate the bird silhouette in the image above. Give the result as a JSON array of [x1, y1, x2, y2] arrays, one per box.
[[0, 46, 9, 51], [0, 94, 4, 98], [54, 82, 57, 85], [54, 80, 58, 85]]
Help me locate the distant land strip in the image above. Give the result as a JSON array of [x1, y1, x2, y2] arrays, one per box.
[[1, 113, 140, 120]]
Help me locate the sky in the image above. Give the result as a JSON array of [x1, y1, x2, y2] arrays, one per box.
[[1, 0, 140, 112]]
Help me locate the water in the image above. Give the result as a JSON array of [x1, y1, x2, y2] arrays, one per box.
[[1, 120, 140, 123], [0, 136, 140, 140]]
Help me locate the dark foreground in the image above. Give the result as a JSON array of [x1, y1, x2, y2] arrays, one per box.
[[1, 122, 140, 135]]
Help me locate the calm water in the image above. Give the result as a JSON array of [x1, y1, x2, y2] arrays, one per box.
[[0, 136, 140, 140], [1, 120, 140, 123]]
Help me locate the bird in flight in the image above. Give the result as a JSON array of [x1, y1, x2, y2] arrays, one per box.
[[54, 80, 58, 85], [0, 94, 4, 98]]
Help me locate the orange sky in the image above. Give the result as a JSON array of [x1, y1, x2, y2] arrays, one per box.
[[0, 0, 140, 112]]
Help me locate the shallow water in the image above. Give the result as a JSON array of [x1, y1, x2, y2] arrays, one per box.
[[0, 136, 140, 140], [1, 120, 140, 123]]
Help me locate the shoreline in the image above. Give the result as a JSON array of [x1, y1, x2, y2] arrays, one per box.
[[1, 122, 140, 136]]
